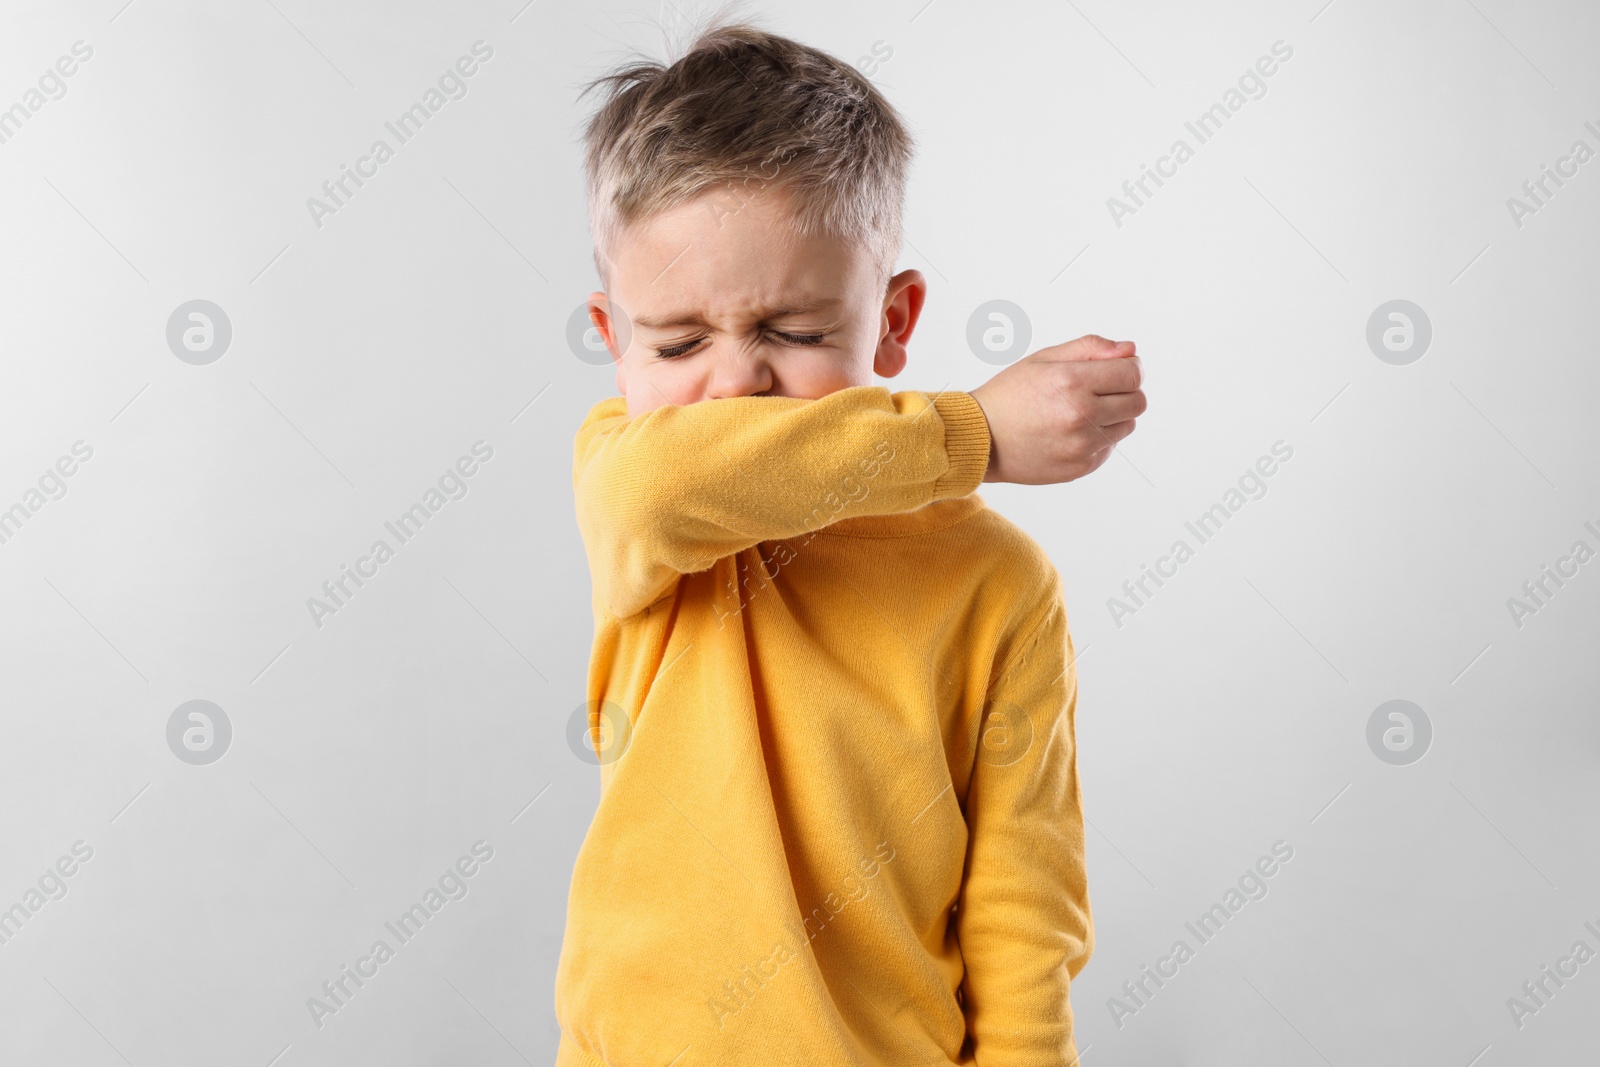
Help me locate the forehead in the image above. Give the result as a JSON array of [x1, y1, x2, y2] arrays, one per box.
[[610, 185, 868, 324]]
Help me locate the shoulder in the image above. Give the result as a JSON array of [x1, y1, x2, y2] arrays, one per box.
[[949, 501, 1067, 666], [956, 502, 1064, 606]]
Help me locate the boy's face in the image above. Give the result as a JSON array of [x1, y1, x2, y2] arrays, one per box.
[[588, 184, 925, 418]]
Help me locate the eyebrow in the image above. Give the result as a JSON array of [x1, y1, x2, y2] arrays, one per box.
[[632, 298, 842, 330]]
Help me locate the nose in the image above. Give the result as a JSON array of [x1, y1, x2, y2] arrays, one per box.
[[705, 345, 774, 400]]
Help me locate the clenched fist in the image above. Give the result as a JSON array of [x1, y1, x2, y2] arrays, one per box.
[[968, 335, 1145, 485]]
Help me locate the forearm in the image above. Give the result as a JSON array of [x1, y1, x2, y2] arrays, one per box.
[[573, 386, 991, 618]]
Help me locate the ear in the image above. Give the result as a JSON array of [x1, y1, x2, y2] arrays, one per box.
[[587, 290, 627, 395], [874, 269, 925, 379]]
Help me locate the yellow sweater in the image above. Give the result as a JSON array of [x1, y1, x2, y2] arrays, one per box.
[[556, 385, 1092, 1066]]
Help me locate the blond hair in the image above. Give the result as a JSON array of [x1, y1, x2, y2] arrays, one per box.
[[576, 11, 914, 293]]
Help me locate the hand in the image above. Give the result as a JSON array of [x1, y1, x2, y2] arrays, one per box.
[[969, 335, 1145, 485]]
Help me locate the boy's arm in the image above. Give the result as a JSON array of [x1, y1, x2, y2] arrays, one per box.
[[957, 584, 1093, 1065], [573, 385, 992, 620]]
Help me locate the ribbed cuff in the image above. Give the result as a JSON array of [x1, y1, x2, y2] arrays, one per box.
[[929, 391, 993, 499]]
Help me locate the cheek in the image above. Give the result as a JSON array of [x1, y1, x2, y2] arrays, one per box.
[[797, 340, 853, 370], [626, 362, 698, 413], [805, 344, 872, 387]]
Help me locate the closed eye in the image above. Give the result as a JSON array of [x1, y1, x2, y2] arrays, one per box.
[[653, 331, 827, 360]]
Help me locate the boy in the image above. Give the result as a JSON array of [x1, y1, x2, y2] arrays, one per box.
[[557, 17, 1144, 1067]]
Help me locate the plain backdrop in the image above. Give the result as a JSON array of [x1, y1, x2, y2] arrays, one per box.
[[1, 0, 1597, 1064]]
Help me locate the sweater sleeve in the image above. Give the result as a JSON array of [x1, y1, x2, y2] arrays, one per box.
[[956, 583, 1094, 1066], [572, 386, 992, 620]]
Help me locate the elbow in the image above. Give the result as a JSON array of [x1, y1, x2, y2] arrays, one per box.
[[578, 465, 707, 620], [587, 530, 682, 621], [601, 580, 678, 622]]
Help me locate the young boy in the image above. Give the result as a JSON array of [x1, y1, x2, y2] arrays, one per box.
[[557, 18, 1144, 1067]]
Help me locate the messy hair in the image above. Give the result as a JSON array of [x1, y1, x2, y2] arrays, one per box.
[[576, 9, 914, 293]]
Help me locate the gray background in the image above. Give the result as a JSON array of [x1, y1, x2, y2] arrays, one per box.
[[1, 0, 1596, 1063]]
